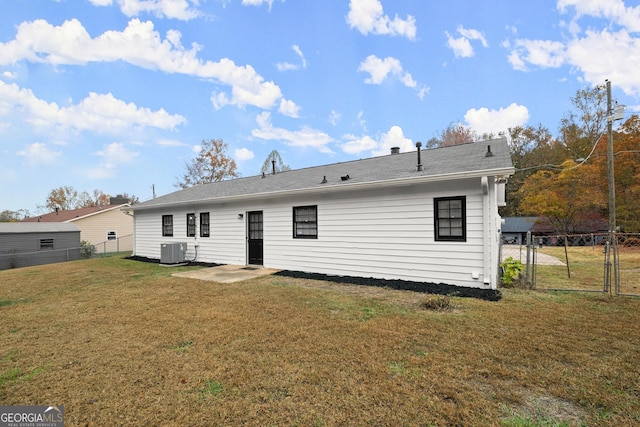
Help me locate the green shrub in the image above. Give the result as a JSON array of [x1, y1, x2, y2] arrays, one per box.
[[80, 240, 95, 258], [500, 257, 523, 287]]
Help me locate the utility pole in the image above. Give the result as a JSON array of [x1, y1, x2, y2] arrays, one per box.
[[605, 80, 620, 294]]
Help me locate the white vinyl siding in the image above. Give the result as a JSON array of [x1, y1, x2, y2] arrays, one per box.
[[133, 177, 498, 288]]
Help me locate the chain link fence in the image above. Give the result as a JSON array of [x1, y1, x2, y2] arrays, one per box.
[[0, 247, 83, 270], [501, 232, 640, 296], [91, 234, 133, 255]]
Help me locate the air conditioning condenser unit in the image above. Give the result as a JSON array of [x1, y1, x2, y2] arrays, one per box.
[[160, 242, 187, 264]]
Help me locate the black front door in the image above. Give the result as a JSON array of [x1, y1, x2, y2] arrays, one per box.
[[247, 211, 263, 265]]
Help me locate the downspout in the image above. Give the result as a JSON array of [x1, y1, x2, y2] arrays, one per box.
[[481, 176, 494, 288]]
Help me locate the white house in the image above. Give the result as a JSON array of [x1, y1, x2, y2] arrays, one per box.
[[129, 138, 514, 290]]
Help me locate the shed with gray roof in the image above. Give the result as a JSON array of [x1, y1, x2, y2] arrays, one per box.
[[0, 223, 81, 270], [129, 138, 514, 290]]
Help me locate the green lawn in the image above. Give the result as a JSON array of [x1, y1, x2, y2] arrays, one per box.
[[1, 256, 639, 426]]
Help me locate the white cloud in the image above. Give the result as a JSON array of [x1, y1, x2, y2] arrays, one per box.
[[251, 112, 334, 154], [242, 0, 276, 10], [508, 39, 566, 70], [371, 125, 414, 156], [566, 29, 640, 97], [0, 80, 186, 133], [346, 0, 416, 40], [96, 142, 138, 163], [507, 2, 640, 97], [88, 142, 139, 178], [358, 55, 428, 97], [464, 103, 530, 136], [16, 142, 62, 166], [557, 0, 640, 32], [278, 98, 300, 118], [234, 147, 254, 161], [341, 125, 413, 157], [157, 139, 187, 146], [2, 71, 17, 79], [276, 44, 307, 71], [341, 134, 377, 154], [88, 0, 202, 21], [359, 55, 403, 84], [446, 26, 488, 58], [328, 110, 341, 126], [0, 18, 284, 110]]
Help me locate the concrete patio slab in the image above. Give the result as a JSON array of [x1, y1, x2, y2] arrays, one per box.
[[171, 264, 280, 283]]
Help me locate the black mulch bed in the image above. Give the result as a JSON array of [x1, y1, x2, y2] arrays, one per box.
[[274, 270, 502, 302], [126, 256, 501, 301]]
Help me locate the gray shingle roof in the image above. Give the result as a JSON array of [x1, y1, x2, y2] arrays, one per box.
[[132, 137, 514, 211], [502, 217, 540, 233], [0, 223, 80, 234]]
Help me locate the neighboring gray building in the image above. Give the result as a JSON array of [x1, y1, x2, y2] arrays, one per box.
[[130, 138, 514, 290], [0, 223, 81, 270], [501, 217, 541, 245]]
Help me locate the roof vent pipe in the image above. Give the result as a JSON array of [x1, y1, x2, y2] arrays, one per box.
[[390, 146, 400, 155], [416, 141, 423, 171], [271, 160, 276, 175], [485, 145, 494, 157]]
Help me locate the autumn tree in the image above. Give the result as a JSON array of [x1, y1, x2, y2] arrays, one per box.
[[559, 85, 609, 161], [176, 139, 239, 189], [518, 160, 606, 234], [0, 209, 30, 222], [427, 122, 478, 148], [44, 186, 82, 211], [585, 115, 640, 232], [614, 116, 640, 231], [260, 150, 290, 175], [501, 124, 565, 216], [42, 187, 130, 212]]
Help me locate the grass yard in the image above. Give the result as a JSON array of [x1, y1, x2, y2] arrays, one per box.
[[1, 256, 640, 426], [534, 245, 640, 295]]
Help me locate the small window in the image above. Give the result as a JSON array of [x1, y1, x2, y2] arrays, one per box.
[[186, 213, 196, 237], [200, 212, 210, 237], [293, 205, 318, 239], [40, 238, 54, 250], [162, 215, 173, 237], [434, 197, 466, 242], [106, 231, 117, 241]]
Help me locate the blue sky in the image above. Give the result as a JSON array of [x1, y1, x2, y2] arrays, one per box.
[[2, 0, 640, 213]]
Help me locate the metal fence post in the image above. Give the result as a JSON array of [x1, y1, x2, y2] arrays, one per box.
[[525, 231, 531, 289]]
